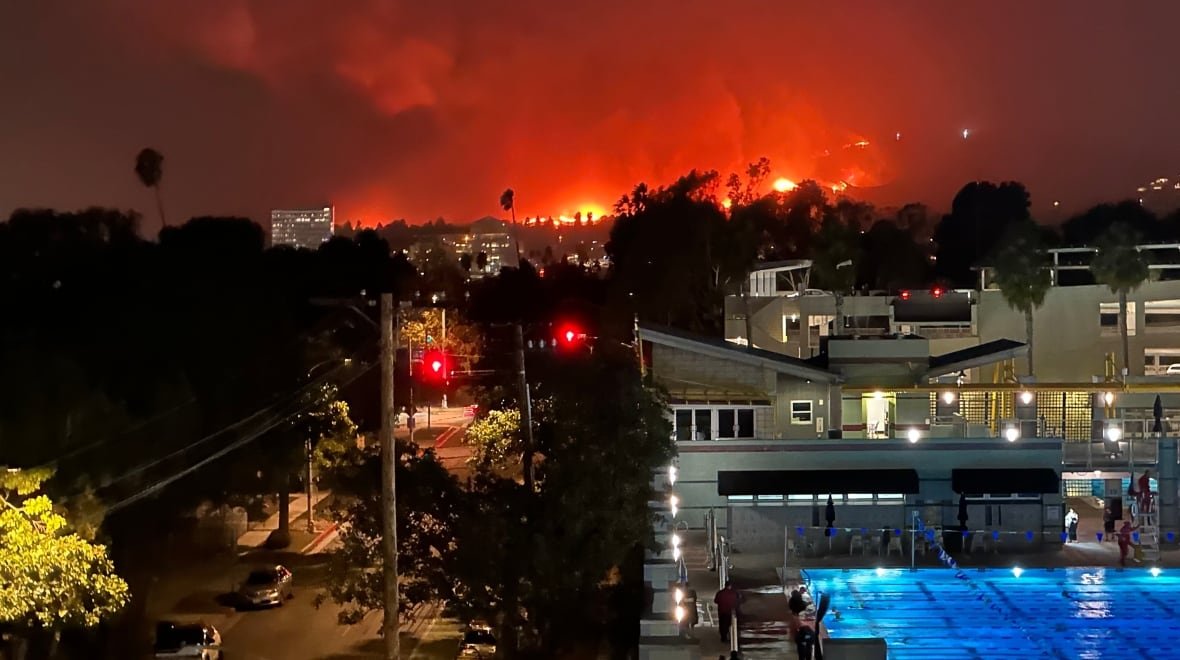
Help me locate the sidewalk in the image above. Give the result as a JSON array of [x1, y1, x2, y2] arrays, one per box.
[[236, 490, 333, 548], [682, 531, 797, 659]]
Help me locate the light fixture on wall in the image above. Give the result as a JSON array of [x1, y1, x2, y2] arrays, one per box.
[[1020, 391, 1034, 405], [1103, 391, 1114, 407], [1004, 425, 1020, 442], [907, 428, 921, 444], [941, 391, 956, 405]]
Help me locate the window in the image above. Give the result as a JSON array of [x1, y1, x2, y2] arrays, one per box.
[[788, 494, 815, 504], [1145, 300, 1180, 330], [694, 409, 712, 441], [717, 409, 735, 438], [1100, 302, 1136, 336], [791, 400, 813, 424], [845, 493, 874, 500], [674, 410, 693, 442], [876, 493, 904, 501], [737, 409, 754, 437]]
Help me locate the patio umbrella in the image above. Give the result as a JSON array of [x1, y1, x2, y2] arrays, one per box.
[[958, 493, 969, 528], [1153, 395, 1164, 434], [825, 494, 836, 549]]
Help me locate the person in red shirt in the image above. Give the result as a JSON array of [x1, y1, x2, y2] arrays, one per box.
[[713, 580, 741, 643], [1138, 470, 1153, 513], [1118, 519, 1138, 567]]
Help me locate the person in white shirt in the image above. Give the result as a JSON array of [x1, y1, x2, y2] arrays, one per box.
[[1064, 508, 1079, 543]]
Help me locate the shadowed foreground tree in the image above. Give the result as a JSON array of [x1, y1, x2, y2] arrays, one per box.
[[1091, 223, 1150, 374], [933, 181, 1031, 287], [455, 345, 674, 657], [991, 221, 1052, 376]]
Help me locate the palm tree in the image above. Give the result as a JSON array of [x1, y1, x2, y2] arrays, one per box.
[[500, 188, 516, 224], [134, 147, 167, 229], [500, 189, 521, 266], [1091, 222, 1149, 374], [992, 222, 1052, 376]]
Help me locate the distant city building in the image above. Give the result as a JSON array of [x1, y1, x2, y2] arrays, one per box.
[[270, 206, 334, 249], [411, 217, 518, 278]]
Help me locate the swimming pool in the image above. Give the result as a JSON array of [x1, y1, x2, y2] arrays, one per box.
[[809, 567, 1180, 659]]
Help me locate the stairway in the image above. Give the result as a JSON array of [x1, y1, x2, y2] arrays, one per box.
[[1137, 505, 1161, 562]]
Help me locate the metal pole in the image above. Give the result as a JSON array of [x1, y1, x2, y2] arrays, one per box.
[[305, 435, 316, 533], [379, 294, 399, 660], [514, 324, 536, 491], [910, 510, 917, 569], [441, 308, 448, 408]]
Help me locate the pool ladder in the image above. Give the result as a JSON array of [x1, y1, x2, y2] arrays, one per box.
[[1137, 508, 1161, 562]]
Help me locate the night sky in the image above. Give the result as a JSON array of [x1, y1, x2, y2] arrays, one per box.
[[3, 1, 1179, 232]]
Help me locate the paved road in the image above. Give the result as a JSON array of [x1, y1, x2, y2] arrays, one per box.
[[154, 549, 461, 660]]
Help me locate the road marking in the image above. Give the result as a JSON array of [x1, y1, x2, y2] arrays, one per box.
[[404, 601, 444, 658], [434, 426, 459, 448]]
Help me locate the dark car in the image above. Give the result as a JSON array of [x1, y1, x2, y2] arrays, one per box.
[[237, 564, 293, 607]]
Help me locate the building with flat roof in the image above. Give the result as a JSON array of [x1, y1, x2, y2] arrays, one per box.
[[270, 206, 334, 249]]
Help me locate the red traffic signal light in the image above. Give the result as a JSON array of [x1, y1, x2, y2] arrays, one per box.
[[422, 349, 445, 379], [557, 323, 584, 347]]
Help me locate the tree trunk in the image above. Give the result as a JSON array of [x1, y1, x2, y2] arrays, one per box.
[[833, 293, 845, 337], [1025, 307, 1035, 377], [154, 185, 167, 229], [1119, 289, 1130, 376], [268, 475, 292, 549]]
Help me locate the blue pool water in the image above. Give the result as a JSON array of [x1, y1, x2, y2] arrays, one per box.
[[809, 567, 1180, 659]]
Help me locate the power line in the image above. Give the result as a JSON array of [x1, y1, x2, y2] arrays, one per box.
[[103, 362, 375, 516], [99, 362, 353, 490]]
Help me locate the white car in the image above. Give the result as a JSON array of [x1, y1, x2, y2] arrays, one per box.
[[1167, 364, 1180, 375], [457, 625, 496, 658], [153, 621, 222, 659]]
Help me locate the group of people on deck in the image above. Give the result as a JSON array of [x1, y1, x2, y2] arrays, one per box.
[[1092, 469, 1154, 566], [711, 580, 823, 659]]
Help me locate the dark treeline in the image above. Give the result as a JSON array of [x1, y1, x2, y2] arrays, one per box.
[[602, 168, 1180, 335]]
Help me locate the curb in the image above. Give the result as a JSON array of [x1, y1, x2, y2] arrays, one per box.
[[300, 522, 339, 554]]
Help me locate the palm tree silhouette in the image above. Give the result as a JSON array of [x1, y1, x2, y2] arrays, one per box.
[[135, 148, 167, 229], [1091, 222, 1149, 374]]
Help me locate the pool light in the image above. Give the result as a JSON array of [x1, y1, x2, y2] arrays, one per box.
[[674, 605, 685, 623], [674, 587, 684, 604], [907, 428, 921, 444], [669, 495, 679, 517], [670, 533, 681, 549], [1151, 566, 1162, 577], [1012, 566, 1024, 578], [875, 567, 887, 577], [672, 546, 681, 561], [668, 465, 678, 486]]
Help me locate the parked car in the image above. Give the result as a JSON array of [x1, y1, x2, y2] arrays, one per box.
[[153, 621, 222, 659], [1167, 363, 1180, 375], [237, 564, 293, 608], [456, 624, 496, 658]]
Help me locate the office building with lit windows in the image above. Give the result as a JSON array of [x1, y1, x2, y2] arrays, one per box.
[[270, 206, 334, 249]]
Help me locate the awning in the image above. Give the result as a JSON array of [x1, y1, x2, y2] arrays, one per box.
[[952, 468, 1059, 494], [717, 469, 920, 496]]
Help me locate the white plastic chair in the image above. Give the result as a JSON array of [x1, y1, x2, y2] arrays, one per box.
[[849, 535, 864, 556], [786, 537, 799, 560], [887, 536, 903, 557]]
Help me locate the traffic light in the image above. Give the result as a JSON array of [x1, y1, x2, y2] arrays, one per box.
[[422, 348, 446, 380], [557, 323, 584, 348]]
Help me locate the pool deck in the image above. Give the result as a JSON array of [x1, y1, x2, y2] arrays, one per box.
[[678, 525, 1180, 659]]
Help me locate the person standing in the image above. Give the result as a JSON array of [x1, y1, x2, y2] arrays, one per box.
[[1139, 469, 1153, 513], [1118, 519, 1138, 567], [1065, 508, 1079, 543], [714, 580, 741, 644]]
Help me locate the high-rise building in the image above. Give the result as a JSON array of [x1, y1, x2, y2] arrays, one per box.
[[270, 206, 334, 249]]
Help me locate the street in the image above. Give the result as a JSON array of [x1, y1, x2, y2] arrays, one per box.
[[152, 547, 464, 660]]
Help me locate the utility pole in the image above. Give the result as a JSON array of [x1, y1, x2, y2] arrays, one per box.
[[513, 324, 535, 491], [380, 294, 400, 660], [441, 307, 448, 408], [305, 435, 316, 533]]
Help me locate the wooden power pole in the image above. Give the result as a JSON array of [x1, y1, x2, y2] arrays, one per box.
[[380, 294, 400, 659]]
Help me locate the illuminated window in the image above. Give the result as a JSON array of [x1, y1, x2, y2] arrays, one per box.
[[790, 401, 813, 424]]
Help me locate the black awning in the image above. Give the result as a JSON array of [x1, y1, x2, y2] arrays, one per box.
[[952, 468, 1059, 494], [717, 469, 919, 496]]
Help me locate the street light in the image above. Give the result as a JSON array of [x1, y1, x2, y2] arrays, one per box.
[[669, 494, 679, 518]]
